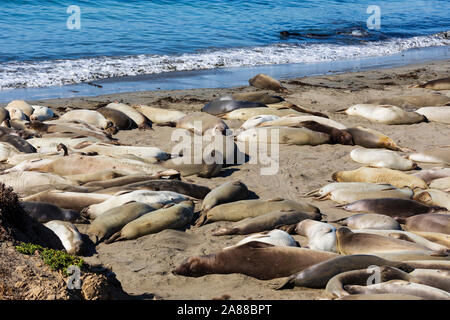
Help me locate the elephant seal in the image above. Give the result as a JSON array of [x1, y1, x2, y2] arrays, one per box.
[[173, 241, 337, 280], [295, 220, 337, 252], [212, 209, 314, 236], [429, 177, 450, 192], [20, 201, 85, 224], [134, 105, 185, 126], [7, 108, 27, 120], [415, 107, 450, 124], [201, 99, 267, 116], [306, 182, 399, 198], [24, 190, 111, 212], [332, 213, 401, 230], [336, 227, 435, 255], [326, 266, 413, 299], [0, 133, 36, 153], [0, 107, 10, 124], [340, 198, 447, 218], [66, 170, 128, 185], [344, 126, 404, 151], [106, 201, 194, 242], [276, 254, 413, 289], [196, 198, 321, 226], [398, 214, 450, 234], [176, 112, 229, 135], [258, 115, 346, 130], [87, 202, 156, 243], [409, 146, 450, 165], [409, 269, 450, 292], [72, 142, 169, 160], [201, 181, 249, 211], [409, 231, 450, 248], [99, 179, 210, 199], [240, 115, 280, 130], [318, 186, 413, 204], [343, 104, 426, 124], [236, 126, 330, 145], [82, 190, 188, 219], [44, 221, 84, 255], [294, 121, 353, 145], [344, 280, 450, 300], [412, 77, 450, 90], [413, 167, 450, 183], [232, 92, 284, 104], [403, 260, 450, 270], [161, 150, 223, 178], [30, 105, 54, 121], [97, 107, 135, 130], [59, 110, 113, 130], [230, 229, 298, 248], [414, 189, 450, 211], [332, 167, 428, 189], [350, 148, 417, 170], [366, 94, 450, 108], [106, 102, 152, 129], [249, 74, 288, 93], [6, 100, 34, 117]]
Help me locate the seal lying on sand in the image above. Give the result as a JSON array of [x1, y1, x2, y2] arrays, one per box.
[[275, 254, 413, 289], [397, 214, 450, 234], [295, 220, 337, 252], [249, 74, 288, 93], [344, 126, 405, 151], [412, 167, 450, 183], [350, 148, 417, 171], [414, 189, 450, 210], [232, 92, 284, 104], [134, 105, 185, 126], [106, 102, 152, 129], [409, 146, 450, 165], [412, 77, 450, 90], [173, 241, 337, 280], [331, 213, 401, 230], [237, 126, 330, 145], [415, 107, 450, 124], [230, 229, 298, 248], [340, 198, 447, 218], [44, 220, 84, 255], [201, 181, 249, 211], [332, 167, 428, 189], [176, 112, 229, 135], [342, 104, 426, 125], [97, 107, 136, 130], [366, 94, 450, 108], [201, 99, 267, 115], [21, 201, 85, 224]]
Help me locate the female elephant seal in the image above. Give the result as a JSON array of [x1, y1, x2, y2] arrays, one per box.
[[332, 167, 428, 189], [6, 100, 34, 117], [258, 114, 346, 130], [366, 94, 450, 108], [173, 241, 337, 280], [344, 126, 404, 151], [412, 77, 450, 90], [318, 186, 413, 204], [240, 115, 280, 130], [20, 201, 85, 224], [230, 230, 298, 248], [44, 221, 84, 255], [343, 104, 426, 124], [232, 92, 284, 104], [196, 198, 321, 226], [60, 110, 113, 130], [30, 105, 54, 121], [276, 254, 413, 289], [87, 202, 156, 243], [305, 182, 399, 198], [249, 74, 288, 93], [413, 167, 450, 183], [326, 266, 413, 299], [409, 269, 450, 292], [429, 177, 450, 192], [344, 280, 450, 300], [134, 105, 185, 126], [97, 107, 135, 130], [295, 121, 353, 145], [336, 227, 436, 255], [397, 214, 450, 234], [176, 112, 229, 135], [211, 209, 315, 236], [106, 201, 194, 242], [201, 181, 249, 211], [414, 189, 450, 211], [350, 148, 417, 170], [340, 198, 447, 218], [201, 99, 267, 115], [106, 102, 152, 129], [295, 220, 337, 252], [0, 132, 36, 153], [161, 150, 223, 178], [332, 213, 401, 230], [415, 107, 450, 124], [409, 146, 450, 165], [82, 190, 188, 219]]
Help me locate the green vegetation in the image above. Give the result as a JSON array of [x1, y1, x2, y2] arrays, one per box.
[[15, 242, 84, 275]]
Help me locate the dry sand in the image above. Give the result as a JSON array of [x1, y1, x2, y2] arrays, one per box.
[[7, 59, 450, 300]]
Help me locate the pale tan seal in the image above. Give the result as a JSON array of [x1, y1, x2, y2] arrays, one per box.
[[295, 220, 337, 252], [134, 105, 185, 126], [350, 148, 417, 171], [6, 100, 34, 117], [344, 126, 405, 151], [414, 189, 450, 210], [332, 213, 401, 230], [429, 177, 450, 192], [248, 74, 288, 93], [415, 107, 450, 124], [409, 146, 450, 165], [44, 221, 84, 255], [412, 167, 450, 183], [366, 94, 450, 108], [201, 181, 249, 211], [343, 104, 426, 124], [257, 114, 347, 130], [236, 126, 330, 145], [175, 112, 229, 135], [59, 110, 113, 130], [105, 102, 152, 129], [397, 214, 450, 235], [412, 77, 450, 90], [332, 166, 428, 189]]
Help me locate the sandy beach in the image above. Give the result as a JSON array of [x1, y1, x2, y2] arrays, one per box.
[[1, 59, 450, 300]]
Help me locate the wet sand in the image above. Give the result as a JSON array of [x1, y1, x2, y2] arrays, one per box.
[[6, 59, 450, 300]]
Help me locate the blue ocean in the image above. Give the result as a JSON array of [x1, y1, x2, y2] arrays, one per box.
[[0, 0, 449, 92]]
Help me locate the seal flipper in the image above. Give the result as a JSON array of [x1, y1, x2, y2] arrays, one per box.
[[104, 231, 125, 244], [212, 227, 238, 236], [270, 276, 296, 290]]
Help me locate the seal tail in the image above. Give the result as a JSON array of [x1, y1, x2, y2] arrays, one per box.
[[104, 231, 125, 244], [193, 214, 208, 228], [270, 276, 295, 290], [303, 189, 319, 197]]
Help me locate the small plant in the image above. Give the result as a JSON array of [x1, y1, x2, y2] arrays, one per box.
[[15, 242, 84, 275]]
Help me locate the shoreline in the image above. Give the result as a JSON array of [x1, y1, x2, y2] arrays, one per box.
[[1, 45, 449, 103]]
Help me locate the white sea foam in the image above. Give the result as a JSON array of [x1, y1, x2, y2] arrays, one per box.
[[0, 33, 449, 89]]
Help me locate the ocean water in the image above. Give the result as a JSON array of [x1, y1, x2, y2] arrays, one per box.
[[0, 0, 449, 90]]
